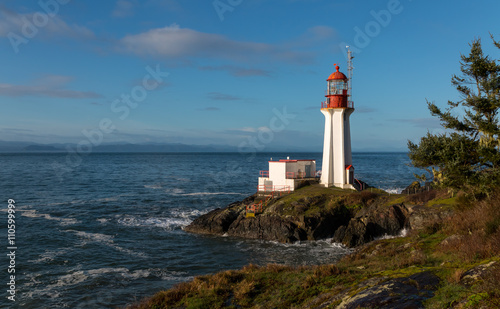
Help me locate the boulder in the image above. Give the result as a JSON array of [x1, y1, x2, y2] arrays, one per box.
[[407, 204, 453, 231], [460, 261, 499, 287], [227, 214, 306, 243], [183, 197, 252, 235], [333, 203, 410, 247], [338, 271, 441, 309]]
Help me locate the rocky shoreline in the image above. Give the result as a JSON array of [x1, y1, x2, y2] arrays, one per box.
[[130, 183, 500, 308], [184, 182, 445, 248]]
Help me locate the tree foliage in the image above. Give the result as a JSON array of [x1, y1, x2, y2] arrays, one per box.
[[408, 36, 500, 193]]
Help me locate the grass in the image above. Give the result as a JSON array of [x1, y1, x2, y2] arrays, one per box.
[[127, 190, 500, 309]]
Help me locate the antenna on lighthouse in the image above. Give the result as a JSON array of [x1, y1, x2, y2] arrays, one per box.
[[346, 46, 354, 106]]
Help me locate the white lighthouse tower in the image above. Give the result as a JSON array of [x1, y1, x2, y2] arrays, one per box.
[[320, 58, 355, 189]]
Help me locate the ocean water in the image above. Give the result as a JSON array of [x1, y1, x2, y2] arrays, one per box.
[[0, 152, 420, 308]]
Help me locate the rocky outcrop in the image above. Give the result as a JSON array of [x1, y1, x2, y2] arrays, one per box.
[[460, 261, 499, 287], [185, 192, 352, 243], [401, 181, 433, 195], [337, 271, 441, 309], [185, 185, 415, 247], [407, 204, 454, 230], [226, 214, 307, 243], [184, 196, 253, 235], [332, 203, 410, 247]]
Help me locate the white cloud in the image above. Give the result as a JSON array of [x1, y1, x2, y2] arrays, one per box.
[[119, 24, 312, 63], [0, 7, 94, 39]]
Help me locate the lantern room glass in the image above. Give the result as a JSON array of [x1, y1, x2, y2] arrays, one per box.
[[328, 80, 347, 95]]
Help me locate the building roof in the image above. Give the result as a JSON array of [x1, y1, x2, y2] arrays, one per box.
[[327, 65, 347, 81], [268, 159, 316, 163]]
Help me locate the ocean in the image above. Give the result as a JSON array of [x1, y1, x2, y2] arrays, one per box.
[[0, 152, 420, 308]]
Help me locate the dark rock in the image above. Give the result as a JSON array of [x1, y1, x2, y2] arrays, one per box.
[[186, 188, 413, 247], [460, 261, 499, 287], [339, 271, 441, 309], [333, 225, 346, 242], [401, 181, 433, 195], [227, 215, 307, 243], [185, 190, 354, 244], [408, 204, 453, 230], [183, 196, 255, 235], [333, 203, 410, 247]]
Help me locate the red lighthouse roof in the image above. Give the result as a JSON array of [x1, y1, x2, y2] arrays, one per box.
[[327, 65, 347, 81]]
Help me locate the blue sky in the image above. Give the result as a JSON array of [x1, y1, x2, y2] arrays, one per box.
[[0, 0, 499, 151]]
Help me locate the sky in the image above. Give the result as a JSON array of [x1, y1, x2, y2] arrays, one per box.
[[0, 0, 499, 152]]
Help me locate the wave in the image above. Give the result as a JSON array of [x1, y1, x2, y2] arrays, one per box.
[[144, 184, 163, 189], [96, 218, 109, 224], [116, 208, 211, 231], [169, 208, 209, 218], [24, 267, 191, 301], [165, 188, 185, 194], [374, 228, 408, 240], [175, 192, 246, 196], [382, 187, 405, 194], [95, 196, 120, 202], [67, 230, 147, 258], [238, 238, 353, 266], [20, 209, 79, 226], [29, 247, 73, 264], [118, 216, 190, 230]]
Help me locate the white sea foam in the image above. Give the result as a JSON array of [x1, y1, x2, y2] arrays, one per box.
[[20, 209, 79, 226], [116, 208, 210, 231], [96, 218, 109, 224], [380, 187, 405, 194], [67, 230, 147, 258], [165, 188, 185, 194], [29, 247, 73, 264], [375, 228, 409, 240], [117, 215, 190, 230], [170, 208, 208, 218], [25, 267, 190, 300], [176, 192, 245, 196]]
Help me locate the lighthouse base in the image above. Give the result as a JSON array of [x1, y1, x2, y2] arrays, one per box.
[[321, 183, 355, 190]]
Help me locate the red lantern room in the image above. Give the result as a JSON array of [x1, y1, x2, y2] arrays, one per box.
[[323, 64, 348, 108]]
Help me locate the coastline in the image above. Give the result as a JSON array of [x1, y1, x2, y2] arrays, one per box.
[[125, 184, 500, 308]]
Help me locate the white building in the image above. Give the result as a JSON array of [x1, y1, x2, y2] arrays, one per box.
[[258, 159, 316, 192], [320, 64, 355, 189]]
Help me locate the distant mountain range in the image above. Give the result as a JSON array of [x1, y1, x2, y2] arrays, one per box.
[[0, 140, 404, 153], [0, 140, 240, 153]]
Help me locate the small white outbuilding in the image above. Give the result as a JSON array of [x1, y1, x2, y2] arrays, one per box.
[[258, 159, 316, 192]]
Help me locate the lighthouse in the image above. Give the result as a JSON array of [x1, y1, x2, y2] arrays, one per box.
[[320, 60, 355, 189]]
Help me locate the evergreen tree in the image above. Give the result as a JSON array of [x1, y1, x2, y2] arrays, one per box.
[[408, 36, 500, 193]]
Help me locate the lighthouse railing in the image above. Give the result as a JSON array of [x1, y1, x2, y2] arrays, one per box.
[[257, 185, 291, 193], [321, 101, 355, 109]]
